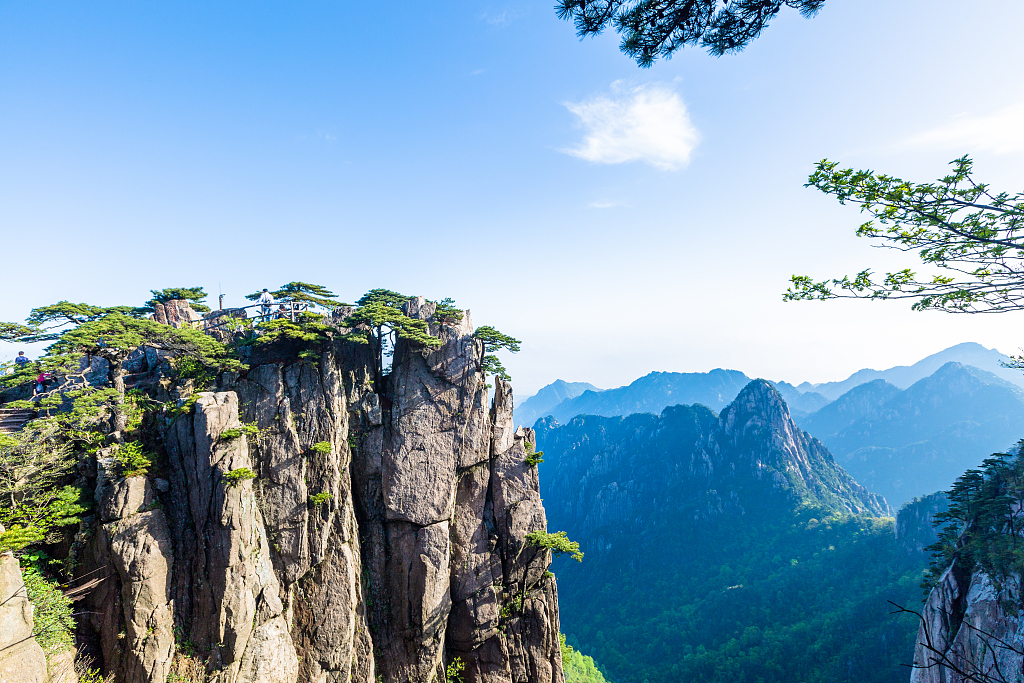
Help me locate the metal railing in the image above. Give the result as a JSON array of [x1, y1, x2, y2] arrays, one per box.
[[185, 301, 322, 333]]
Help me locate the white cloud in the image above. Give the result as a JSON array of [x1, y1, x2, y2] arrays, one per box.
[[588, 200, 626, 209], [480, 11, 515, 26], [561, 82, 700, 171], [907, 103, 1024, 154]]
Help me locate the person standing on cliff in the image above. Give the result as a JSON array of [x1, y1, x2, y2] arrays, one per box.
[[14, 351, 30, 367], [258, 288, 274, 321]]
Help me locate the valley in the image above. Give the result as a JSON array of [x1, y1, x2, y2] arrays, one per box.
[[537, 380, 929, 683]]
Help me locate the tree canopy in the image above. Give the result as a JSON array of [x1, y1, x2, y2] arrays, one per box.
[[3, 301, 240, 434], [785, 156, 1024, 314], [146, 287, 211, 312], [474, 325, 521, 381], [557, 0, 824, 66]]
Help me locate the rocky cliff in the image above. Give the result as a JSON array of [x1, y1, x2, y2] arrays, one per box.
[[0, 525, 49, 683], [72, 299, 563, 683], [910, 564, 1023, 683]]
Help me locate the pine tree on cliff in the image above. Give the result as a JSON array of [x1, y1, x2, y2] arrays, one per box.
[[145, 286, 211, 312], [0, 293, 239, 555], [343, 289, 444, 385], [557, 0, 825, 66], [1, 300, 240, 436], [342, 289, 523, 386], [473, 325, 521, 382], [245, 281, 341, 309]]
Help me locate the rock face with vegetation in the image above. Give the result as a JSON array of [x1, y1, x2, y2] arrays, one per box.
[[2, 291, 563, 683], [0, 526, 49, 683], [908, 452, 1024, 683]]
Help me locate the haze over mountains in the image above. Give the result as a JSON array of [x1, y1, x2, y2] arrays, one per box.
[[794, 342, 1024, 400], [519, 343, 1019, 426], [796, 363, 1024, 507], [515, 379, 602, 428], [520, 343, 1024, 507]]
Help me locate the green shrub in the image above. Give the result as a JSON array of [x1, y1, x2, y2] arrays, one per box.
[[168, 394, 199, 418], [220, 423, 267, 444], [241, 423, 268, 443], [310, 441, 331, 455], [499, 591, 524, 619], [116, 441, 152, 477], [0, 525, 45, 554], [445, 656, 466, 683], [170, 355, 214, 388], [22, 564, 74, 655], [309, 492, 333, 507], [223, 468, 257, 486], [525, 449, 544, 467], [525, 530, 583, 562], [560, 634, 608, 683], [5, 399, 35, 409]]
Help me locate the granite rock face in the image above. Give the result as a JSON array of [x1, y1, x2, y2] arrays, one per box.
[[911, 564, 1024, 683], [151, 299, 201, 328], [73, 298, 563, 683], [0, 527, 49, 683]]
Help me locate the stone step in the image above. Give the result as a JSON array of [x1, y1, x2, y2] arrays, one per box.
[[0, 408, 35, 433]]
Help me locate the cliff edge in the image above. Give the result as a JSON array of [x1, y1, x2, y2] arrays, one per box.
[[72, 298, 563, 683]]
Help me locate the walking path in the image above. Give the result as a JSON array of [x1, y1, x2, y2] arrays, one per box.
[[0, 408, 34, 433]]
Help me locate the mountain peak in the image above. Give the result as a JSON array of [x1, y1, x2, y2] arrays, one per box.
[[514, 379, 603, 428], [721, 379, 791, 425]]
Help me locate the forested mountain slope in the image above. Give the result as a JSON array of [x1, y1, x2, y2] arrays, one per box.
[[536, 381, 922, 683], [798, 362, 1024, 507]]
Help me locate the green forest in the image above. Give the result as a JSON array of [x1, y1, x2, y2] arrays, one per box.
[[556, 506, 925, 683], [562, 634, 609, 683]]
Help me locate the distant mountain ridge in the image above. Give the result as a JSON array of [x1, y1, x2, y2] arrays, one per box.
[[794, 342, 1023, 400], [540, 369, 752, 426], [520, 342, 1018, 429], [514, 379, 602, 428], [800, 362, 1024, 507], [538, 379, 888, 532]]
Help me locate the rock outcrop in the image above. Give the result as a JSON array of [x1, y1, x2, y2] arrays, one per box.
[[73, 298, 563, 683], [910, 563, 1023, 683], [896, 492, 949, 558], [0, 526, 49, 683]]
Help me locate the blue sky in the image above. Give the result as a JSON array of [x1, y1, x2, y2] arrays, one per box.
[[3, 0, 1024, 395]]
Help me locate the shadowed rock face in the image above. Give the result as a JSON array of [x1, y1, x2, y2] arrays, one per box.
[[76, 298, 563, 683]]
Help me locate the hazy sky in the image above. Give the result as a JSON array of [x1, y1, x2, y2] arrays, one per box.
[[3, 0, 1024, 396]]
